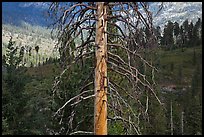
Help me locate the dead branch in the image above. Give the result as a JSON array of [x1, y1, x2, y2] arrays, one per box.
[[54, 89, 93, 117], [69, 130, 94, 135], [48, 2, 164, 135]]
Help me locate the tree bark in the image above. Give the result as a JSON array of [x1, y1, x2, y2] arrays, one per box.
[[94, 2, 108, 135], [181, 111, 184, 135], [170, 100, 173, 135]]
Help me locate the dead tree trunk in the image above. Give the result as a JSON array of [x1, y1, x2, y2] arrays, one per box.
[[170, 100, 173, 135], [94, 2, 108, 135], [181, 111, 184, 135]]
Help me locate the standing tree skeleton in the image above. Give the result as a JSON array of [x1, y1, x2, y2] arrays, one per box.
[[49, 2, 163, 135]]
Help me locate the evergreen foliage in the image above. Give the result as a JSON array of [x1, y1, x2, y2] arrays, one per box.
[[159, 18, 202, 50], [2, 11, 202, 136]]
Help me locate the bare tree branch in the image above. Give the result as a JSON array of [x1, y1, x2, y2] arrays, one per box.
[[48, 2, 164, 135]]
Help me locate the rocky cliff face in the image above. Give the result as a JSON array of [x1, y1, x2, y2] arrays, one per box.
[[2, 2, 202, 28], [151, 2, 202, 28]]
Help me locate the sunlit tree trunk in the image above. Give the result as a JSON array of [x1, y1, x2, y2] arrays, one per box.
[[94, 2, 108, 135]]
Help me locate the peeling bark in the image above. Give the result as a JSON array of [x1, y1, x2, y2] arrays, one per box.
[[94, 2, 108, 135]]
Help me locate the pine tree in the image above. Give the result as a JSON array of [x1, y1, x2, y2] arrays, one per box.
[[187, 22, 193, 47], [182, 19, 189, 47], [154, 26, 162, 46], [200, 20, 202, 45], [173, 22, 180, 47], [162, 21, 174, 50], [35, 45, 39, 67], [179, 26, 185, 51], [192, 18, 202, 46], [2, 37, 28, 135]]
